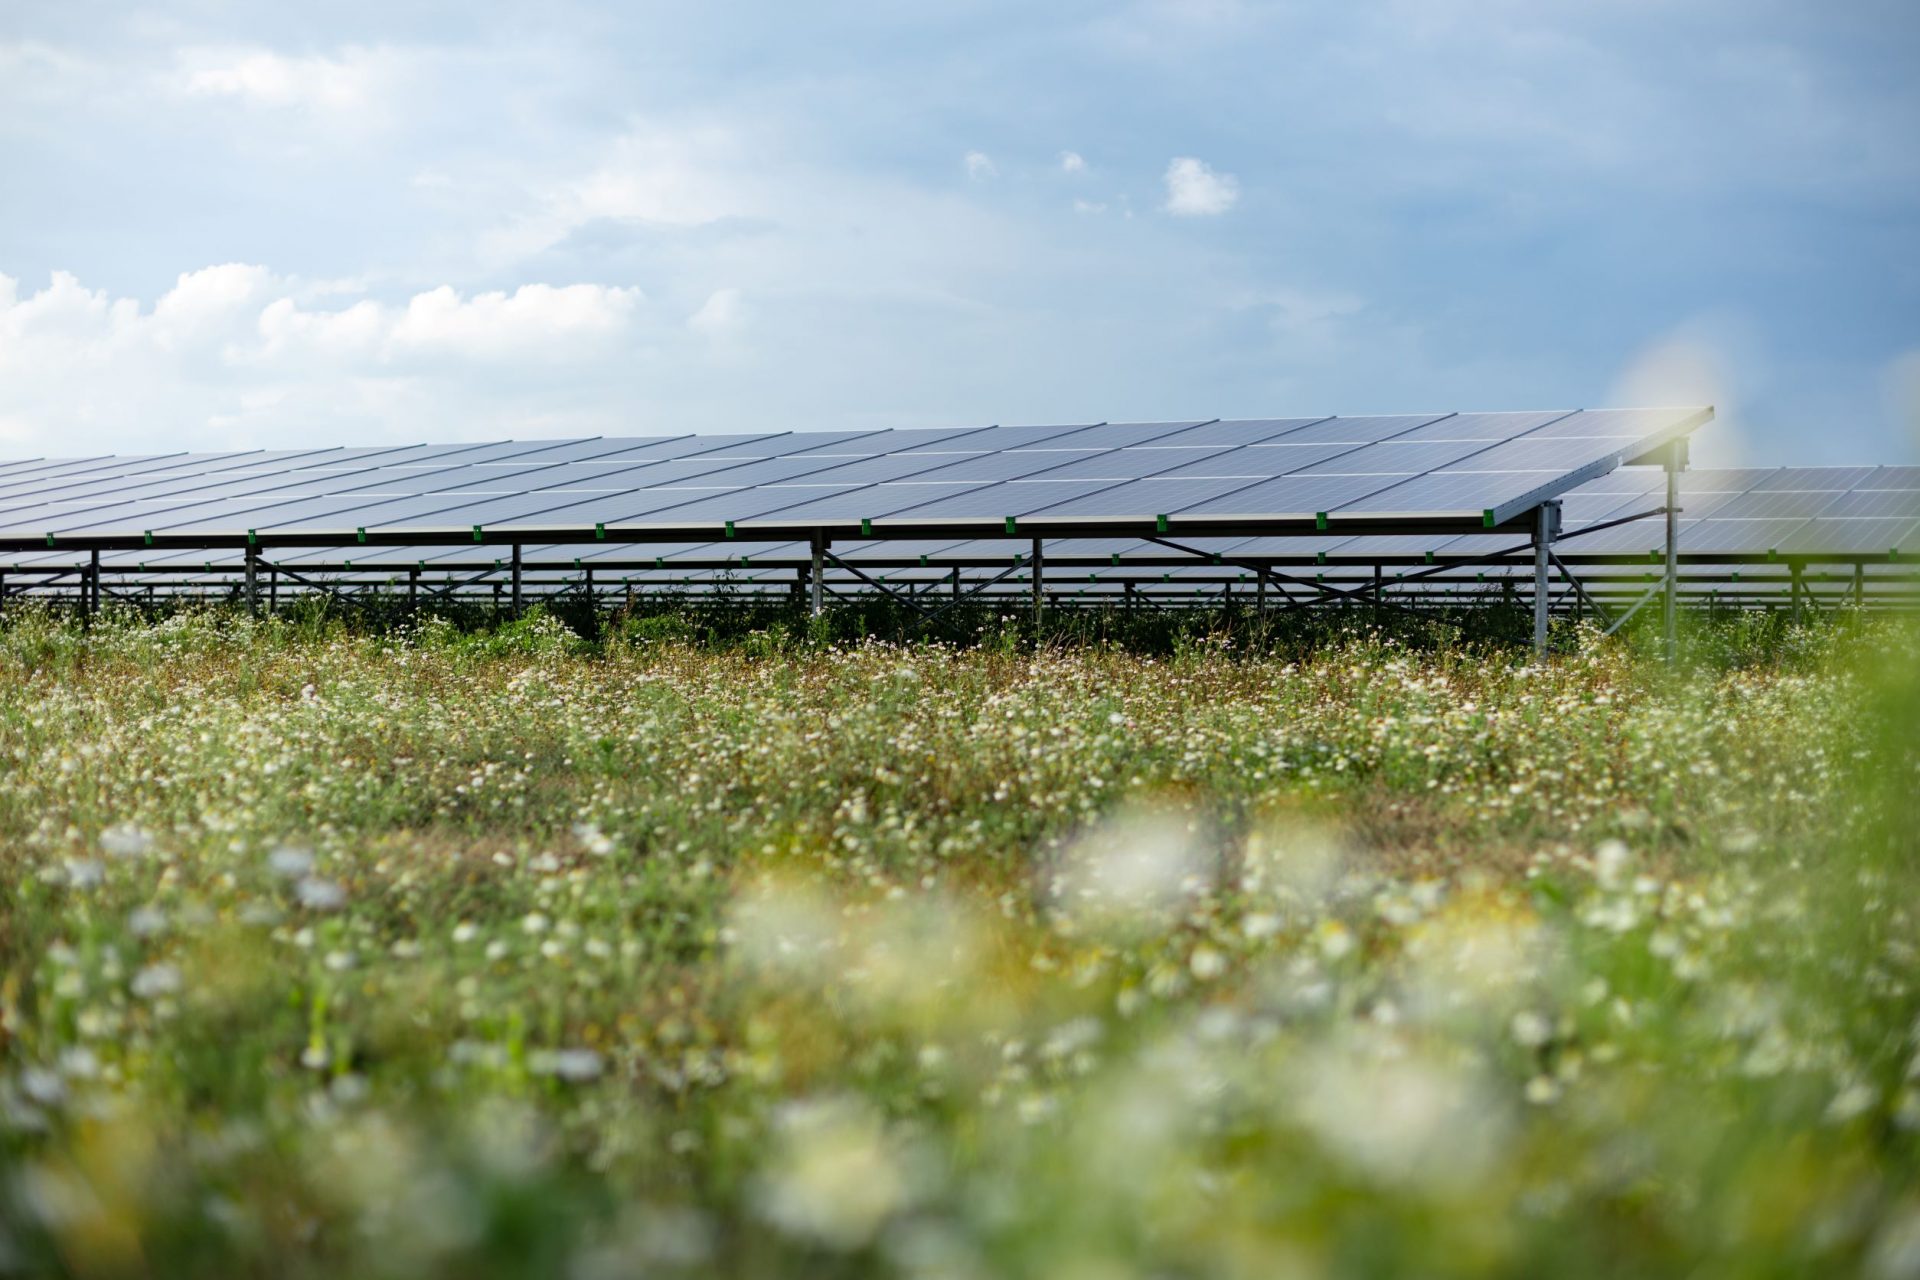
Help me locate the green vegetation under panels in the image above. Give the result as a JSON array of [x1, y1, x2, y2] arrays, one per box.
[[0, 607, 1915, 1278]]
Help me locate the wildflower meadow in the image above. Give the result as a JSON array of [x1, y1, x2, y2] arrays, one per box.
[[0, 606, 1916, 1278]]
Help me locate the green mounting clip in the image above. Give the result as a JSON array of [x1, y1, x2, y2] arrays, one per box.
[[1767, 548, 1778, 562], [144, 531, 153, 546], [918, 554, 929, 567], [572, 558, 581, 569], [1162, 573, 1171, 583], [343, 560, 352, 571], [1314, 512, 1329, 531], [1315, 551, 1327, 566], [739, 556, 751, 568], [1110, 553, 1121, 566], [724, 521, 736, 539], [1211, 554, 1223, 566], [1890, 549, 1901, 563], [1003, 517, 1017, 535], [654, 557, 665, 570], [594, 523, 606, 540], [44, 533, 54, 547], [247, 530, 257, 546], [1155, 514, 1168, 533], [416, 561, 424, 571], [357, 527, 368, 544], [861, 519, 873, 537], [1424, 550, 1435, 564], [470, 526, 483, 543], [1482, 509, 1496, 529]]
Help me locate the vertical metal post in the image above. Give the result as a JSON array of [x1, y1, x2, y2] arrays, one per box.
[[1852, 562, 1863, 610], [244, 546, 260, 617], [85, 548, 100, 629], [1031, 537, 1043, 630], [268, 567, 278, 615], [809, 533, 825, 618], [510, 543, 524, 617], [1532, 505, 1551, 658], [1791, 561, 1804, 624], [1372, 562, 1383, 626], [951, 566, 960, 602], [1124, 581, 1135, 618], [1664, 440, 1683, 664], [408, 566, 420, 617]]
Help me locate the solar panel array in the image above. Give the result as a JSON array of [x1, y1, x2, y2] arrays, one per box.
[[0, 408, 1707, 550]]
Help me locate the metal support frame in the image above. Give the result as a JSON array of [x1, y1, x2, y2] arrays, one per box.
[[408, 566, 420, 617], [1031, 537, 1044, 630], [1532, 502, 1555, 658], [809, 533, 825, 619], [1664, 439, 1685, 663], [244, 545, 260, 617], [510, 543, 524, 617]]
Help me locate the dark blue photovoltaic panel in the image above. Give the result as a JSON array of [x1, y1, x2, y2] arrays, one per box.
[[1178, 473, 1403, 517], [1335, 472, 1548, 516], [1023, 475, 1265, 519], [1294, 439, 1492, 475], [1252, 414, 1450, 445], [0, 408, 1722, 547], [1390, 411, 1573, 442], [878, 479, 1126, 521], [1777, 518, 1918, 554], [1030, 446, 1237, 482], [1818, 489, 1920, 519], [1161, 418, 1329, 447], [1750, 466, 1877, 492], [1706, 489, 1846, 521], [890, 449, 1106, 485], [1156, 443, 1356, 478]]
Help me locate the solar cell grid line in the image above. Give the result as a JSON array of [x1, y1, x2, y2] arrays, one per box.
[[183, 439, 837, 539], [50, 454, 597, 539], [1777, 518, 1920, 555], [1818, 489, 1920, 519], [636, 422, 1192, 532], [1338, 407, 1714, 526], [0, 450, 273, 503], [455, 430, 1078, 537], [962, 414, 1466, 529]]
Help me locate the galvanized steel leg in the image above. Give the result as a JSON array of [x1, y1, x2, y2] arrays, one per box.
[[1031, 537, 1044, 630], [510, 543, 523, 617], [245, 546, 260, 617], [1664, 444, 1681, 664], [1533, 506, 1551, 658], [810, 534, 825, 618]]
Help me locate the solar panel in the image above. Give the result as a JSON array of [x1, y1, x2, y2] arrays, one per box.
[[0, 408, 1717, 559]]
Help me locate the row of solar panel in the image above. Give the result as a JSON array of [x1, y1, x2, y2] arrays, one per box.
[[3, 464, 1913, 578], [0, 410, 1701, 540]]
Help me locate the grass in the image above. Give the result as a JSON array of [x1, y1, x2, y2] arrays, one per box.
[[0, 604, 1915, 1278]]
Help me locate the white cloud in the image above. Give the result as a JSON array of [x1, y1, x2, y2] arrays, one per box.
[[1058, 150, 1087, 175], [1163, 156, 1238, 216], [1072, 198, 1108, 215], [964, 150, 997, 181], [172, 46, 393, 114], [688, 288, 744, 336], [0, 268, 648, 453]]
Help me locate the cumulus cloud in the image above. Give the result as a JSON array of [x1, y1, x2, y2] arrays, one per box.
[[1058, 150, 1087, 174], [964, 150, 996, 181], [172, 46, 394, 114], [0, 267, 647, 453], [1163, 156, 1238, 215]]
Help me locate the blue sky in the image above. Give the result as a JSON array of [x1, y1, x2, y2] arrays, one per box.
[[2, 0, 1916, 465]]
